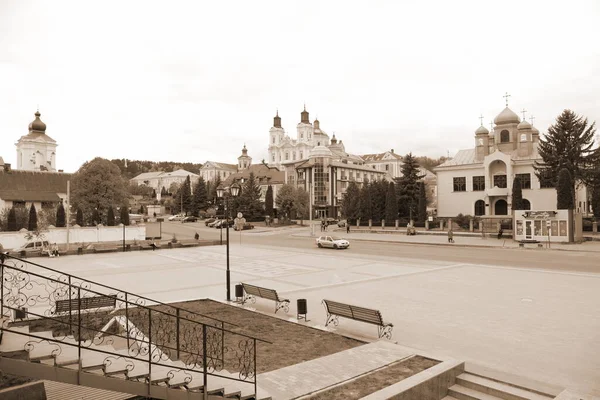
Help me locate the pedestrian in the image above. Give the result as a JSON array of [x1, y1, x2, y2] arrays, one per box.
[[346, 223, 350, 234], [447, 229, 454, 243], [497, 228, 504, 240]]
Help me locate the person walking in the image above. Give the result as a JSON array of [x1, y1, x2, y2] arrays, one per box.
[[346, 223, 350, 234], [448, 229, 454, 243]]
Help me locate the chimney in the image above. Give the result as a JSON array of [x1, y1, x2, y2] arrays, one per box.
[[4, 163, 11, 172], [391, 149, 394, 153], [58, 169, 64, 173]]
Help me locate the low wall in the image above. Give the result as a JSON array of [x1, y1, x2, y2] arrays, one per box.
[[0, 225, 146, 250], [0, 381, 46, 400]]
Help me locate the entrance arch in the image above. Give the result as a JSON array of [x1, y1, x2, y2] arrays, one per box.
[[474, 200, 485, 216], [522, 199, 531, 210], [494, 199, 508, 215]]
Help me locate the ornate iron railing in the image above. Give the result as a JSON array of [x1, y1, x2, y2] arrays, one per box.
[[0, 253, 269, 397]]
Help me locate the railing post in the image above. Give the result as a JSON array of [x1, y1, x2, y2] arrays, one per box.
[[1, 263, 4, 326], [176, 308, 180, 361], [221, 321, 224, 368], [125, 293, 130, 352], [68, 276, 73, 337], [77, 287, 81, 384], [148, 308, 152, 397], [254, 338, 257, 396], [203, 324, 208, 400]]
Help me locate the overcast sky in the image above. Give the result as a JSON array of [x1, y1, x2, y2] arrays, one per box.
[[1, 0, 599, 173]]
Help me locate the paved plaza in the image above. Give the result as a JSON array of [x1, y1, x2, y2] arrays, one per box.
[[38, 242, 600, 396]]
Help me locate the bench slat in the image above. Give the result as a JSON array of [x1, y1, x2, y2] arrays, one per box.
[[324, 300, 385, 326], [55, 295, 116, 314], [242, 283, 285, 303]]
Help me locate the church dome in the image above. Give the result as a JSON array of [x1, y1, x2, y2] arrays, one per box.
[[28, 111, 47, 132], [309, 145, 333, 159], [493, 107, 520, 125], [531, 125, 540, 135], [517, 120, 532, 130], [475, 125, 489, 135]]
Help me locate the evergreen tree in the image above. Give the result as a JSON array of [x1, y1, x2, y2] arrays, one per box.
[[7, 207, 17, 231], [191, 177, 208, 216], [177, 175, 193, 214], [293, 188, 310, 224], [208, 176, 221, 205], [358, 182, 372, 223], [56, 202, 66, 227], [91, 209, 101, 225], [76, 208, 84, 226], [370, 180, 387, 223], [151, 189, 157, 199], [120, 206, 130, 225], [557, 168, 574, 209], [591, 182, 600, 219], [395, 153, 425, 219], [385, 182, 397, 224], [264, 185, 274, 217], [535, 109, 599, 189], [276, 184, 296, 220], [161, 187, 167, 196], [106, 206, 116, 226], [138, 205, 145, 214], [511, 176, 524, 211], [28, 204, 38, 231], [241, 173, 264, 221], [417, 181, 427, 223], [341, 181, 360, 224]]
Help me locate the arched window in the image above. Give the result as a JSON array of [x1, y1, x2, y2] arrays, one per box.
[[520, 133, 527, 142], [500, 130, 510, 143], [475, 200, 485, 216], [522, 199, 531, 210], [494, 199, 508, 215]]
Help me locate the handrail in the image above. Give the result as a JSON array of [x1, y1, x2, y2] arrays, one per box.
[[0, 254, 270, 343]]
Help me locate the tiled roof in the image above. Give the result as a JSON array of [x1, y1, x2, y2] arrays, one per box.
[[361, 152, 403, 162], [436, 149, 477, 167], [223, 164, 285, 186], [0, 190, 61, 202], [202, 161, 238, 171], [131, 171, 164, 180], [0, 170, 71, 202], [131, 169, 198, 181]]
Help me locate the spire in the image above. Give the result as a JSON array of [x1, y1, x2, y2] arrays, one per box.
[[242, 144, 248, 155], [300, 104, 309, 124], [273, 109, 281, 128]]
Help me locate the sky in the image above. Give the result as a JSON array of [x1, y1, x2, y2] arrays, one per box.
[[1, 0, 599, 173]]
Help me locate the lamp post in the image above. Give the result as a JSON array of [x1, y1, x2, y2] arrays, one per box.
[[216, 182, 241, 302]]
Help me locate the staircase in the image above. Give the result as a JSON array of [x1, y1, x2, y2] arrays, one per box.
[[443, 372, 555, 400], [0, 253, 271, 400]]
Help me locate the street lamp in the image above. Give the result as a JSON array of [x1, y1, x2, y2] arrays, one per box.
[[216, 182, 241, 302]]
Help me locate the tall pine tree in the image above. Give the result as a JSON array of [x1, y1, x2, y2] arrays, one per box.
[[120, 206, 130, 225], [106, 205, 116, 226], [341, 181, 360, 224], [370, 180, 387, 223], [28, 204, 38, 231], [76, 208, 84, 226], [395, 153, 424, 219], [264, 185, 274, 217], [385, 182, 397, 224], [535, 109, 599, 189], [557, 168, 574, 209], [417, 181, 427, 223], [177, 175, 193, 214], [191, 177, 208, 216], [591, 183, 600, 219], [7, 207, 17, 231], [91, 209, 101, 225], [358, 182, 372, 223], [241, 173, 264, 221], [511, 176, 524, 211], [56, 202, 66, 227]]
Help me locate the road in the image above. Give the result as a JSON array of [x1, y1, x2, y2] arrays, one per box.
[[160, 220, 599, 274]]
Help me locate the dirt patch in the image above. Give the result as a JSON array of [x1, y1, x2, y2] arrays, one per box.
[[305, 356, 440, 400]]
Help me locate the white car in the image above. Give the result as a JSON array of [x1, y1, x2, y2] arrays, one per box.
[[168, 214, 185, 221], [316, 236, 350, 249]]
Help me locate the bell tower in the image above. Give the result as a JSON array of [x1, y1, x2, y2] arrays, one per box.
[[16, 110, 58, 171]]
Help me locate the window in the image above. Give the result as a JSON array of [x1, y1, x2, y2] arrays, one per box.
[[493, 174, 507, 188], [272, 154, 275, 162], [520, 133, 527, 142], [385, 164, 389, 171], [516, 173, 531, 189], [285, 152, 289, 160], [272, 137, 275, 144], [293, 152, 296, 160], [522, 199, 531, 210], [472, 176, 485, 191], [453, 177, 466, 192], [341, 181, 347, 189], [300, 133, 303, 139], [475, 200, 485, 216], [300, 151, 303, 159], [539, 170, 554, 188], [500, 130, 510, 143]]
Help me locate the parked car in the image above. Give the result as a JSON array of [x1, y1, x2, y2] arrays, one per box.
[[325, 218, 339, 226], [168, 214, 185, 221], [209, 219, 223, 228], [217, 219, 235, 229], [315, 236, 350, 249], [204, 218, 217, 226], [13, 240, 50, 256], [337, 220, 347, 227], [234, 222, 254, 231], [182, 216, 198, 223]]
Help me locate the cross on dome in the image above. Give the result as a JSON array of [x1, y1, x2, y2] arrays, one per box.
[[479, 114, 484, 126], [521, 108, 527, 120], [503, 92, 511, 107]]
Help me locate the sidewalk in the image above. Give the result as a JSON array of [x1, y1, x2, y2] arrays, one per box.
[[294, 226, 600, 253]]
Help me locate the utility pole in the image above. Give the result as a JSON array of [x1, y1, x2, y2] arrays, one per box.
[[66, 180, 70, 252]]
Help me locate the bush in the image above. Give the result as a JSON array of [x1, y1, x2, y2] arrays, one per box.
[[454, 213, 473, 230]]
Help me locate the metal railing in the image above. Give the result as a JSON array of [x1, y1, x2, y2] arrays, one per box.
[[0, 253, 270, 397]]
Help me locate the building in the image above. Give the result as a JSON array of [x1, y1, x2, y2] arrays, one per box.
[[434, 105, 589, 218], [199, 161, 238, 183], [16, 111, 58, 172], [130, 169, 199, 193]]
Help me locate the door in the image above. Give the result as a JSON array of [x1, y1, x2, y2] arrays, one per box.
[[525, 221, 533, 239]]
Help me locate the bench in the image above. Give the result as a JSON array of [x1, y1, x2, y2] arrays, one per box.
[[54, 294, 117, 314], [94, 244, 119, 253], [178, 239, 199, 248], [141, 242, 160, 251], [322, 299, 393, 339], [518, 239, 543, 248], [240, 283, 290, 314]]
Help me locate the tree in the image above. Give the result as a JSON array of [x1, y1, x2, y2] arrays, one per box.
[[385, 182, 397, 224], [28, 204, 38, 231], [168, 182, 180, 196], [91, 209, 101, 225], [151, 189, 157, 199], [557, 168, 574, 209], [7, 207, 17, 231], [591, 182, 600, 219], [161, 187, 167, 196], [370, 180, 387, 223], [106, 205, 116, 226], [395, 153, 425, 219], [191, 177, 208, 216], [512, 176, 524, 211], [417, 181, 427, 223], [341, 181, 360, 224], [293, 188, 310, 225], [276, 184, 296, 221], [56, 202, 66, 227], [76, 208, 84, 226], [174, 176, 193, 214], [240, 173, 264, 221], [71, 157, 129, 224], [535, 110, 599, 189], [358, 182, 372, 223], [264, 185, 274, 217], [120, 206, 130, 225]]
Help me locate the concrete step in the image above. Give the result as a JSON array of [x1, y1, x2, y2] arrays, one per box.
[[457, 373, 554, 400], [448, 384, 505, 400], [0, 326, 31, 352]]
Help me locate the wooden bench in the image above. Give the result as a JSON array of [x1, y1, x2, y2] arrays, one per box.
[[54, 294, 117, 314], [518, 239, 543, 248], [322, 299, 393, 339], [93, 244, 119, 253], [240, 283, 290, 314]]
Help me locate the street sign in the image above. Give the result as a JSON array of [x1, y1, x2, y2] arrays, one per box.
[[237, 212, 243, 218]]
